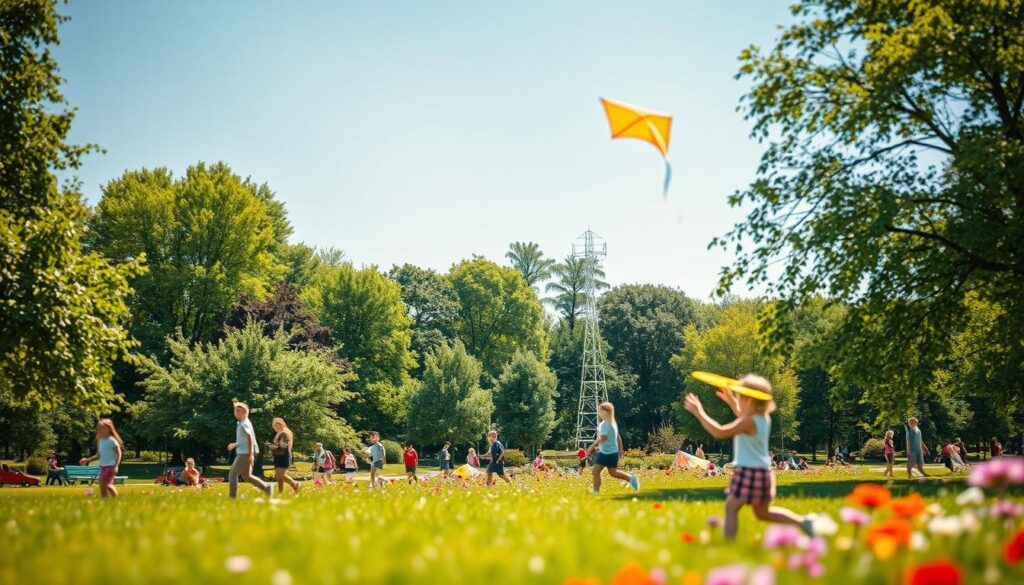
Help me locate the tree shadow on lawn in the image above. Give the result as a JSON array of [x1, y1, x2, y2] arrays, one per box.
[[610, 477, 972, 503]]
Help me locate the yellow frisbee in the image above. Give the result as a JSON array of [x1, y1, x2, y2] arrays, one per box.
[[691, 371, 737, 389], [726, 382, 773, 402]]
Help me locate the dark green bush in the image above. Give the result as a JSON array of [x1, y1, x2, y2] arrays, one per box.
[[503, 448, 527, 467], [26, 456, 47, 476], [861, 438, 885, 460], [380, 439, 403, 464]]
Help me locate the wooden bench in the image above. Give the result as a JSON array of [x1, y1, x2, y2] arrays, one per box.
[[62, 465, 127, 486]]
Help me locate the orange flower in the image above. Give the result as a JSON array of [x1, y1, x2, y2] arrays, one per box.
[[846, 483, 892, 508], [889, 493, 927, 518], [679, 532, 694, 544], [680, 571, 702, 585], [903, 557, 963, 585], [866, 519, 913, 560], [564, 578, 600, 585], [653, 502, 664, 510], [612, 561, 657, 585]]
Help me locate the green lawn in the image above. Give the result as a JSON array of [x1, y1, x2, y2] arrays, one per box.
[[2, 464, 1022, 585]]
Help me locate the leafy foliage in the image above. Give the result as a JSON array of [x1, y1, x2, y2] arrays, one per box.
[[506, 241, 555, 287], [449, 257, 548, 379], [718, 0, 1024, 419], [131, 324, 357, 461], [388, 263, 460, 371], [545, 255, 607, 331], [493, 351, 558, 450], [0, 0, 142, 412], [406, 341, 493, 447]]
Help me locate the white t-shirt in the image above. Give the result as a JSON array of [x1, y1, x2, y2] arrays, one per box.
[[235, 419, 259, 455]]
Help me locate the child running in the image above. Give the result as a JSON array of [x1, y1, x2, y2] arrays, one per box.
[[404, 441, 419, 484], [682, 374, 813, 540], [484, 430, 511, 486], [368, 431, 386, 490], [79, 419, 123, 498], [586, 402, 640, 494]]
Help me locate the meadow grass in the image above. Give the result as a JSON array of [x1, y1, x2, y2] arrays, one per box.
[[1, 465, 1021, 584]]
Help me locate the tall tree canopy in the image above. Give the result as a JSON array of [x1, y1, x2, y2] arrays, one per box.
[[599, 285, 698, 434], [132, 324, 357, 464], [493, 351, 558, 451], [0, 0, 141, 411], [671, 301, 801, 447], [388, 263, 460, 367], [506, 241, 555, 287], [449, 257, 548, 379], [406, 341, 493, 447], [719, 0, 1024, 418], [88, 163, 287, 351], [303, 263, 415, 433], [545, 255, 608, 331]]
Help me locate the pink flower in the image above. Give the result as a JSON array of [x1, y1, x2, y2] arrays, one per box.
[[649, 567, 666, 585], [804, 537, 828, 557], [83, 488, 94, 497], [763, 525, 802, 549], [968, 457, 1024, 488], [807, 563, 825, 578], [990, 499, 1024, 518], [224, 555, 252, 573], [706, 564, 748, 585], [839, 506, 871, 526], [749, 565, 775, 585], [707, 516, 722, 528]]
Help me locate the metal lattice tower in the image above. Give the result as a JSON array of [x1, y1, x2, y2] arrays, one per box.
[[573, 230, 609, 450]]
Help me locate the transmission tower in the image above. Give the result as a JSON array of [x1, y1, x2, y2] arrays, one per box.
[[573, 229, 609, 450]]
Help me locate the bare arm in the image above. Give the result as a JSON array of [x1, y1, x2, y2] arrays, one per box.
[[716, 388, 742, 417], [114, 443, 122, 471], [683, 393, 754, 440]]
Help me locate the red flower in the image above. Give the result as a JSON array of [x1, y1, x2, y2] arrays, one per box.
[[680, 532, 695, 544], [1005, 528, 1024, 565], [904, 558, 962, 585], [652, 502, 664, 510], [846, 483, 892, 508], [889, 493, 927, 518]]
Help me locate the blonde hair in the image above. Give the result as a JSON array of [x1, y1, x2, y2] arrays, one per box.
[[884, 430, 894, 439], [908, 416, 918, 425], [185, 457, 196, 468], [598, 401, 616, 423], [96, 418, 124, 447], [233, 401, 250, 415], [272, 417, 289, 431], [736, 374, 776, 414]]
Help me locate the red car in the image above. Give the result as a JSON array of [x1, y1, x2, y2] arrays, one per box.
[[0, 467, 41, 487]]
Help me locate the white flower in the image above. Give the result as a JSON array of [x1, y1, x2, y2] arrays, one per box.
[[955, 486, 984, 507], [811, 513, 838, 536], [527, 556, 545, 573], [271, 569, 292, 585], [910, 531, 928, 551], [834, 536, 853, 551], [225, 555, 252, 573], [927, 515, 963, 537], [959, 509, 981, 532]]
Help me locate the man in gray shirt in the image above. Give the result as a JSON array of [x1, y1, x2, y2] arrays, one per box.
[[228, 401, 273, 498]]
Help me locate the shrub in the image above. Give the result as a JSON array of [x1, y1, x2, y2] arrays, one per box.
[[622, 448, 646, 458], [128, 450, 164, 463], [646, 424, 685, 454], [503, 448, 527, 467], [620, 456, 645, 470], [25, 456, 47, 476], [644, 454, 676, 470], [380, 439, 403, 464], [861, 438, 885, 460]]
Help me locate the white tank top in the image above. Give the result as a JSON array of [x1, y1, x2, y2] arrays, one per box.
[[733, 414, 771, 468]]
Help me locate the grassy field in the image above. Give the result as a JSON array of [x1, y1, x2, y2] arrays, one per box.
[[2, 463, 1023, 585]]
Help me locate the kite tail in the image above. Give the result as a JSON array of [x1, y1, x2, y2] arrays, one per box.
[[662, 159, 672, 199]]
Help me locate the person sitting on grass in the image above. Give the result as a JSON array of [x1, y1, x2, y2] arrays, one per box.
[[467, 447, 481, 468], [532, 453, 549, 471], [183, 458, 201, 487], [682, 374, 815, 540], [586, 401, 640, 495]]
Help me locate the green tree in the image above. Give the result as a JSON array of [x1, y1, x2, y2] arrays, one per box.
[[506, 241, 555, 287], [406, 341, 493, 446], [388, 263, 460, 369], [671, 301, 800, 448], [88, 163, 286, 350], [599, 285, 698, 435], [0, 0, 142, 412], [132, 324, 357, 465], [449, 257, 548, 379], [303, 263, 415, 433], [493, 351, 557, 451], [719, 0, 1024, 419], [545, 256, 608, 331], [279, 242, 324, 292]]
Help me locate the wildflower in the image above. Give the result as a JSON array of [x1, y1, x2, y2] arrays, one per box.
[[968, 457, 1024, 489], [652, 502, 664, 510], [83, 488, 94, 497], [989, 499, 1024, 518], [909, 531, 928, 551], [889, 493, 927, 518], [762, 525, 802, 549], [839, 506, 871, 526], [225, 555, 252, 573], [865, 519, 913, 560], [611, 562, 658, 585], [903, 557, 963, 585], [846, 483, 891, 508], [563, 578, 599, 585], [706, 516, 722, 529], [810, 514, 838, 536], [271, 569, 292, 585], [749, 565, 775, 585], [679, 532, 694, 544], [926, 516, 963, 537], [527, 556, 545, 574], [1004, 528, 1024, 565], [705, 564, 747, 585], [680, 571, 702, 585], [649, 567, 666, 585], [955, 486, 984, 507]]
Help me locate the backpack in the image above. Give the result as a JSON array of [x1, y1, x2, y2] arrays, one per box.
[[324, 450, 336, 469]]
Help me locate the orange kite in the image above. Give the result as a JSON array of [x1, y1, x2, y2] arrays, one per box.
[[600, 97, 673, 196]]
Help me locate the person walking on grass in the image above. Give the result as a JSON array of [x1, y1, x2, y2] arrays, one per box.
[[586, 402, 640, 495], [883, 429, 896, 478], [267, 417, 300, 495], [46, 452, 64, 486], [439, 441, 452, 480], [484, 430, 511, 486], [904, 417, 930, 480], [227, 401, 273, 499], [342, 448, 358, 479], [79, 419, 123, 498], [368, 431, 386, 490], [682, 374, 814, 540], [404, 441, 419, 484]]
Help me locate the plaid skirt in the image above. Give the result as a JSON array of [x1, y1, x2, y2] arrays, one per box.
[[726, 466, 775, 504]]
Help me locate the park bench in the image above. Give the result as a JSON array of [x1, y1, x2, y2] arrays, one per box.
[[61, 465, 128, 486]]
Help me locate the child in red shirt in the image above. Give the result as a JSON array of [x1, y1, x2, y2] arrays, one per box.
[[576, 447, 588, 475], [404, 442, 419, 484]]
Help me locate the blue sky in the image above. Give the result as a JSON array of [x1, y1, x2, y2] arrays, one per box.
[[57, 1, 794, 299]]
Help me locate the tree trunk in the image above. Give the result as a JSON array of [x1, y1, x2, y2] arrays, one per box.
[[169, 447, 184, 466]]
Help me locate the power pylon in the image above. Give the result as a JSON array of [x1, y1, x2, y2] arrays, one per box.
[[573, 229, 609, 450]]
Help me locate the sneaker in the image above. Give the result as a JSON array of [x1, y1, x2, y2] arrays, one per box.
[[266, 484, 274, 498], [629, 475, 640, 492], [591, 488, 600, 495], [801, 517, 815, 537]]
